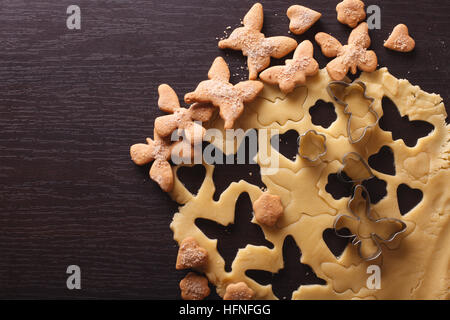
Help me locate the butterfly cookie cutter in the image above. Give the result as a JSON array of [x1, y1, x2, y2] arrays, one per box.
[[333, 184, 407, 261], [326, 80, 379, 144], [297, 129, 327, 162]]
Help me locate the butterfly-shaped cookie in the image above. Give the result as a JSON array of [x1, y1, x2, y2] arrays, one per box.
[[184, 57, 264, 129], [218, 3, 297, 80], [130, 130, 175, 192], [259, 40, 319, 93], [155, 84, 214, 145], [130, 86, 214, 192], [315, 22, 377, 81]]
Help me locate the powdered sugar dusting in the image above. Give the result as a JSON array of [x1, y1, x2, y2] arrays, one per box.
[[394, 35, 410, 50], [291, 10, 314, 30], [153, 139, 171, 160], [283, 56, 311, 79], [178, 239, 208, 269], [340, 44, 367, 69]]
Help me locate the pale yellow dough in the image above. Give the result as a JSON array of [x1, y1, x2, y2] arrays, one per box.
[[169, 68, 450, 300]]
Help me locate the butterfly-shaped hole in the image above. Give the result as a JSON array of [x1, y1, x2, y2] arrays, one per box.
[[245, 235, 325, 300], [206, 132, 265, 201], [195, 192, 273, 272], [379, 96, 434, 147]]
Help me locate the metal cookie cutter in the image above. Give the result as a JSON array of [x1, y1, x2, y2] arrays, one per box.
[[333, 184, 407, 261], [297, 129, 327, 162], [337, 152, 374, 183], [326, 80, 379, 144]]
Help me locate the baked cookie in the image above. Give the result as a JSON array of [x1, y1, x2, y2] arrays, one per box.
[[259, 40, 319, 93], [336, 0, 366, 28], [287, 5, 321, 35], [315, 22, 377, 80], [184, 57, 263, 129], [218, 3, 297, 80], [179, 272, 211, 300], [384, 24, 415, 52]]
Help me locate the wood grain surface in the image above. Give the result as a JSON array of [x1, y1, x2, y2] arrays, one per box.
[[0, 0, 448, 299]]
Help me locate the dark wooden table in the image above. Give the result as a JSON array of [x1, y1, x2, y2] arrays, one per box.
[[0, 0, 448, 299]]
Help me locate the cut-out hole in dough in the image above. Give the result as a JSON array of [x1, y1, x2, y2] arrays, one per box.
[[397, 183, 423, 215], [323, 228, 351, 258], [368, 145, 396, 176], [325, 173, 353, 200], [270, 130, 299, 161], [177, 165, 206, 195], [379, 96, 434, 147], [309, 100, 337, 128], [245, 235, 325, 299], [362, 176, 388, 204], [208, 135, 265, 201], [195, 193, 273, 272]]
